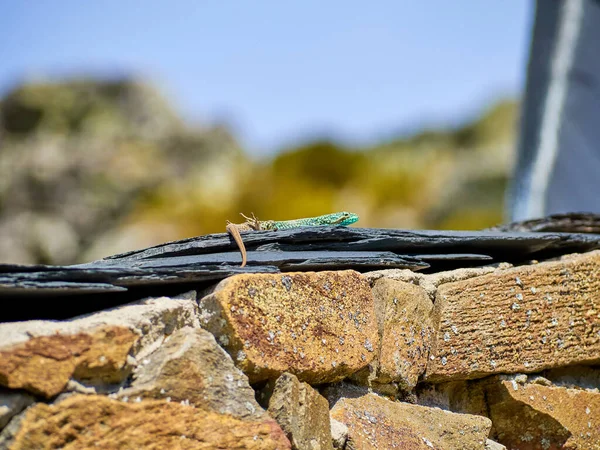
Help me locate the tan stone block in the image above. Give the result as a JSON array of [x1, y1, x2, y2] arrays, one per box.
[[265, 372, 333, 450], [359, 278, 434, 390], [120, 326, 265, 421], [0, 296, 200, 398], [199, 271, 377, 384], [330, 393, 491, 450], [486, 378, 600, 450], [427, 251, 600, 381], [0, 394, 290, 449], [0, 326, 137, 398]]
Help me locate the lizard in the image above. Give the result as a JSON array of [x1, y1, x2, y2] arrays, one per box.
[[226, 211, 359, 267]]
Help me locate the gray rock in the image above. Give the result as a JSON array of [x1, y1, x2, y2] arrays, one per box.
[[0, 389, 35, 429], [330, 418, 348, 449], [485, 438, 507, 450], [119, 326, 266, 421]]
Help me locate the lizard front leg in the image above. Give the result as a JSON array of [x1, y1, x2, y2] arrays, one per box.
[[239, 212, 261, 230]]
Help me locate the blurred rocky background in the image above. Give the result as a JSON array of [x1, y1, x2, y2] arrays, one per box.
[[0, 79, 517, 265]]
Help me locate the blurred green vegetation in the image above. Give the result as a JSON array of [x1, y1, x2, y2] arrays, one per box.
[[0, 79, 517, 264]]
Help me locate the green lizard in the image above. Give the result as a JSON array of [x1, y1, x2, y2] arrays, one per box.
[[226, 211, 359, 267]]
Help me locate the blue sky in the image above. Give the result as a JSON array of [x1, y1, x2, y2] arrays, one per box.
[[0, 1, 532, 154]]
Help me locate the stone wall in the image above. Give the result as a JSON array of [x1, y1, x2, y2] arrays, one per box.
[[1, 252, 599, 449]]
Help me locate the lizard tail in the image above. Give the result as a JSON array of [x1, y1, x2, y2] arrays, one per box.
[[226, 223, 247, 268]]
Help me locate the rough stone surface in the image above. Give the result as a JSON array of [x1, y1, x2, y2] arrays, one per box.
[[264, 372, 333, 450], [0, 394, 291, 449], [486, 378, 600, 450], [0, 389, 35, 429], [330, 393, 491, 449], [427, 251, 600, 381], [120, 326, 265, 421], [198, 271, 378, 384], [353, 278, 434, 392], [0, 295, 200, 398]]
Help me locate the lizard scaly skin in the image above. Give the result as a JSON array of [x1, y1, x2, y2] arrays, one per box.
[[226, 211, 359, 267]]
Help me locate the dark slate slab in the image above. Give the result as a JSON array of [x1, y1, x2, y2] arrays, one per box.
[[0, 251, 426, 295], [489, 212, 600, 233], [0, 280, 127, 295], [1, 226, 600, 322], [412, 253, 493, 262], [96, 227, 600, 265], [88, 250, 427, 270], [0, 265, 280, 291], [0, 263, 78, 273]]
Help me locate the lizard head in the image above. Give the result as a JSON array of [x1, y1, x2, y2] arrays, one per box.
[[328, 211, 359, 226]]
